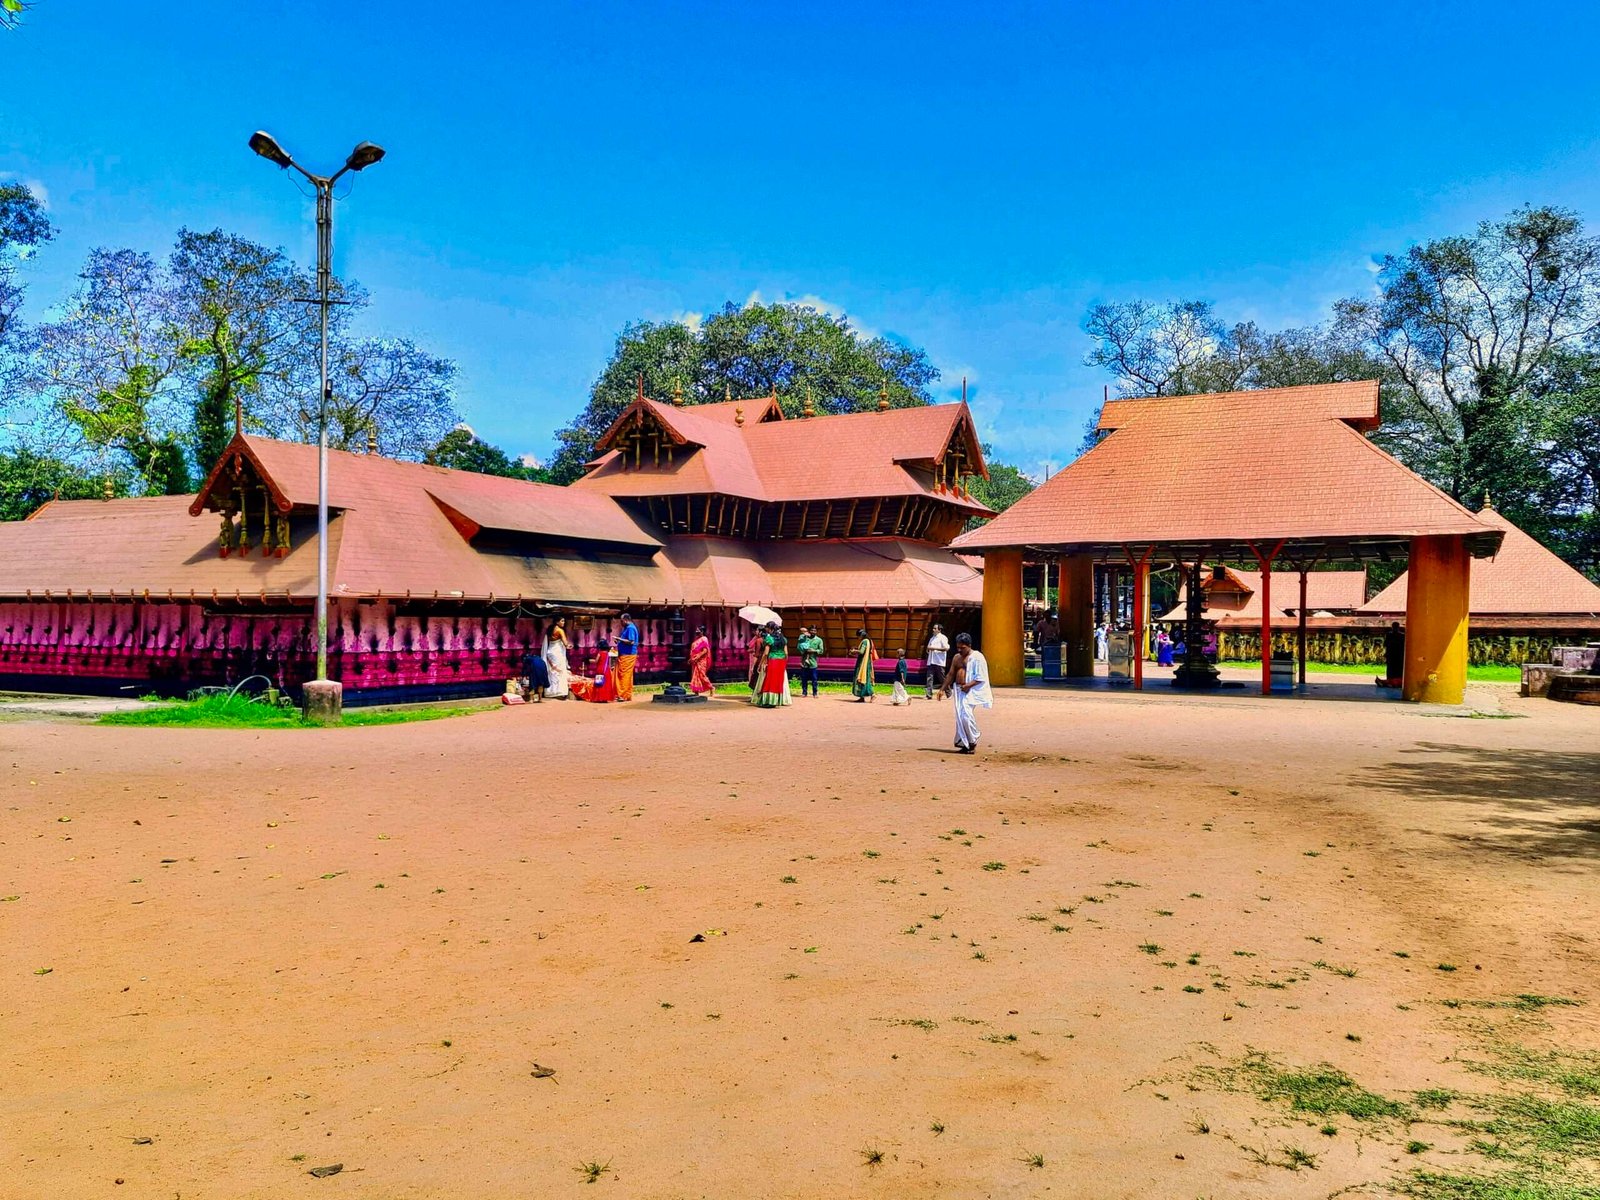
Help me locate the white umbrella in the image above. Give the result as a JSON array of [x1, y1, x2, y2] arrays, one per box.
[[738, 604, 782, 627]]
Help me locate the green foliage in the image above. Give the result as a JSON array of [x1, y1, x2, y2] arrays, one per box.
[[1236, 1055, 1411, 1120], [966, 444, 1035, 520], [98, 693, 481, 729], [547, 300, 939, 483], [7, 220, 459, 501], [423, 427, 546, 481], [1083, 205, 1600, 577], [0, 447, 130, 519]]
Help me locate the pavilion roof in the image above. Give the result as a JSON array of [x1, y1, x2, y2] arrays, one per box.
[[578, 395, 992, 513], [953, 381, 1502, 562], [1359, 505, 1600, 615]]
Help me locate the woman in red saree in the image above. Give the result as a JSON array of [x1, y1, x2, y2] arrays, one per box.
[[689, 626, 716, 696], [585, 638, 618, 703]]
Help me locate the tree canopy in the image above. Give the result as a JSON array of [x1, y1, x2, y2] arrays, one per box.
[[1082, 205, 1600, 575], [423, 426, 547, 481], [1, 190, 461, 500], [548, 301, 939, 483]]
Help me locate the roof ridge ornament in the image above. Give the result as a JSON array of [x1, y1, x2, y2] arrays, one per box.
[[735, 404, 745, 427], [878, 378, 891, 412], [672, 379, 685, 407], [802, 386, 816, 419]]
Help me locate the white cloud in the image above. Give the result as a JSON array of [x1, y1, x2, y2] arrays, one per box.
[[0, 175, 50, 209], [673, 310, 704, 333]]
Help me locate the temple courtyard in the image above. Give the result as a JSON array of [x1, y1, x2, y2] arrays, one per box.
[[2, 682, 1597, 1199]]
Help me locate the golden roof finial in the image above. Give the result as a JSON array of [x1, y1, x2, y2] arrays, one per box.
[[725, 382, 732, 404], [802, 386, 816, 419], [877, 377, 891, 412], [672, 378, 685, 407], [1482, 490, 1495, 511], [102, 475, 114, 501], [367, 421, 378, 455], [735, 404, 745, 427]]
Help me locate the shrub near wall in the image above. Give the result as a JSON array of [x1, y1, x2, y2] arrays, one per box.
[[1216, 630, 1566, 667]]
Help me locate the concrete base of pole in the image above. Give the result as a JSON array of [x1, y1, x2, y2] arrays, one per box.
[[302, 679, 343, 725]]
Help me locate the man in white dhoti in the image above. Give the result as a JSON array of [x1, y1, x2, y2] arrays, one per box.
[[944, 633, 993, 754]]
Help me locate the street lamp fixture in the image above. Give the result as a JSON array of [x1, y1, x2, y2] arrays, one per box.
[[245, 131, 385, 707]]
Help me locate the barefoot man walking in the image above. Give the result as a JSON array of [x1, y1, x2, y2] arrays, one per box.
[[943, 632, 993, 754]]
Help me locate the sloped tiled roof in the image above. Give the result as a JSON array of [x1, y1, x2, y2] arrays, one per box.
[[1360, 505, 1600, 615], [0, 494, 331, 599], [0, 439, 983, 610], [954, 381, 1500, 557], [577, 396, 991, 513]]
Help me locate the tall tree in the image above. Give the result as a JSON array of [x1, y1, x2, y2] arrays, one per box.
[[548, 301, 939, 483], [1334, 205, 1600, 519], [27, 248, 192, 492], [0, 181, 53, 346], [324, 336, 457, 459], [167, 228, 322, 471]]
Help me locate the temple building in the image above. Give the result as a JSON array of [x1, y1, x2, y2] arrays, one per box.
[[0, 390, 988, 700]]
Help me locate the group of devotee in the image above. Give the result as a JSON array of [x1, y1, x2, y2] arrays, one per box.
[[519, 613, 642, 704], [515, 614, 994, 754]]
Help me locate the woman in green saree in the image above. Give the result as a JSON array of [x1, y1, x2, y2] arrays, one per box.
[[851, 627, 877, 702], [753, 621, 791, 708]]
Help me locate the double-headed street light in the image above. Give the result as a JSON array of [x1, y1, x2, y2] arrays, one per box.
[[247, 131, 385, 691]]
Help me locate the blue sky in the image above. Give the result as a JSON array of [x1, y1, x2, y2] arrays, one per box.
[[6, 1, 1600, 476]]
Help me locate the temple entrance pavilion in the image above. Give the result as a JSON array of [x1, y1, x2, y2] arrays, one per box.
[[951, 382, 1505, 705]]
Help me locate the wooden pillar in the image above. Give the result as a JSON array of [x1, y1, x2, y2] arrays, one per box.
[[1297, 567, 1309, 691], [1058, 553, 1095, 678], [1248, 540, 1285, 697], [982, 548, 1025, 687], [1403, 535, 1471, 704]]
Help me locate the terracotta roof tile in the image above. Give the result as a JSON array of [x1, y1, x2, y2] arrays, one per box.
[[955, 382, 1497, 555], [576, 398, 990, 512], [1360, 506, 1600, 615]]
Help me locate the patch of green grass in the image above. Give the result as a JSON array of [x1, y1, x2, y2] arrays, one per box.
[[1311, 959, 1359, 978], [1139, 942, 1162, 955], [1399, 1168, 1600, 1199], [1226, 1055, 1410, 1120], [99, 693, 481, 729], [1021, 1151, 1045, 1169], [859, 1146, 885, 1167], [981, 861, 1006, 871], [1415, 1088, 1458, 1110], [1221, 659, 1521, 683]]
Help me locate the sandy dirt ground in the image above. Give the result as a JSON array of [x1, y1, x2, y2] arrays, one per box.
[[2, 678, 1597, 1199]]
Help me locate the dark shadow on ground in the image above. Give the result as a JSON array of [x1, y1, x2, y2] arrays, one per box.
[[1351, 741, 1600, 866]]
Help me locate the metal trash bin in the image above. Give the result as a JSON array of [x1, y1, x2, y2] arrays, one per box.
[[1270, 655, 1295, 692], [1107, 632, 1134, 684]]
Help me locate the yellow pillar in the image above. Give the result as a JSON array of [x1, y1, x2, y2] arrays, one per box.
[[982, 548, 1025, 687], [1058, 553, 1095, 677], [1402, 535, 1471, 704]]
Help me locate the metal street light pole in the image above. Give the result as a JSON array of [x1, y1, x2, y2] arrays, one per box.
[[248, 132, 385, 688]]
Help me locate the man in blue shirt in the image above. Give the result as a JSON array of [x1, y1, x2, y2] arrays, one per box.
[[615, 612, 640, 701]]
